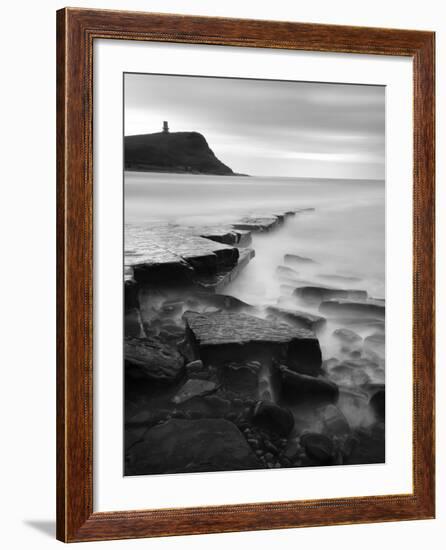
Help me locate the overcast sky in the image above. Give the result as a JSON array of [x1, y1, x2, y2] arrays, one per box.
[[124, 73, 385, 180]]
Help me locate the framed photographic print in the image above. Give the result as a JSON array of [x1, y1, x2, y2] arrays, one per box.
[[56, 8, 435, 542]]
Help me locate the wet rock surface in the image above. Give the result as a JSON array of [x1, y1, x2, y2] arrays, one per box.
[[126, 419, 261, 475], [124, 207, 385, 475], [125, 337, 185, 383]]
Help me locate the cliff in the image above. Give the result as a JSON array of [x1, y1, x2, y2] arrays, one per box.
[[124, 131, 235, 175]]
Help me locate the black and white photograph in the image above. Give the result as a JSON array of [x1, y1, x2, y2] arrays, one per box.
[[123, 73, 386, 477]]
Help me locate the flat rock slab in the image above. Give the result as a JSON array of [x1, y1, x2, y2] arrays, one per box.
[[183, 311, 322, 375], [232, 216, 281, 232], [126, 225, 240, 283], [266, 306, 326, 333], [126, 418, 261, 475], [183, 225, 252, 247], [319, 299, 385, 319]]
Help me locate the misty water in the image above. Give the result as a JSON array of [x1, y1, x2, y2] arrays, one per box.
[[125, 171, 385, 434]]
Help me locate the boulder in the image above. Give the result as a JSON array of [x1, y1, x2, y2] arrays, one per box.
[[124, 337, 184, 384], [300, 433, 334, 464], [294, 286, 367, 304], [279, 366, 339, 406], [124, 308, 144, 337], [252, 401, 295, 437], [171, 379, 218, 404], [126, 418, 261, 475], [370, 389, 385, 421], [183, 311, 322, 376]]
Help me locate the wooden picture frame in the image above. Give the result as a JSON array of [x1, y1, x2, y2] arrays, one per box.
[[56, 7, 435, 542]]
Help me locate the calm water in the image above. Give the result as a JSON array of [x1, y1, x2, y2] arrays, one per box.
[[125, 170, 385, 299]]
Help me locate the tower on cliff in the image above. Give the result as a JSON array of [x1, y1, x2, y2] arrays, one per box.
[[162, 121, 169, 133]]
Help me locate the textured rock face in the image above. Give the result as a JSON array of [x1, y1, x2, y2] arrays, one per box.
[[266, 306, 326, 333], [126, 419, 261, 475], [233, 216, 281, 232], [124, 131, 234, 175], [124, 337, 184, 383], [294, 286, 368, 304], [183, 311, 322, 375]]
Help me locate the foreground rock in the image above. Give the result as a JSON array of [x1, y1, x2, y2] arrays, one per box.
[[183, 311, 322, 375], [279, 365, 339, 406], [252, 401, 295, 437], [125, 337, 184, 383], [319, 299, 385, 319], [294, 286, 367, 304], [126, 418, 261, 475]]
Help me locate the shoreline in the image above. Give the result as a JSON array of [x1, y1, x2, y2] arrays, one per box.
[[124, 209, 385, 476]]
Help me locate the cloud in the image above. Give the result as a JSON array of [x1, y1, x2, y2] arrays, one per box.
[[125, 73, 385, 179]]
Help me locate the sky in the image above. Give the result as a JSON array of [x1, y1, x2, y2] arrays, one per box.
[[124, 73, 385, 180]]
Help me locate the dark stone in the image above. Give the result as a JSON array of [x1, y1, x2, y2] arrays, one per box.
[[252, 401, 295, 437], [183, 311, 322, 376], [279, 366, 339, 406], [266, 306, 326, 333], [370, 389, 385, 421], [284, 253, 317, 266], [319, 299, 385, 319], [124, 280, 140, 310], [171, 379, 218, 404], [300, 433, 334, 464], [124, 337, 184, 383], [223, 361, 261, 395], [294, 286, 368, 304], [344, 424, 385, 464], [133, 256, 194, 284], [126, 418, 261, 475], [124, 308, 144, 337]]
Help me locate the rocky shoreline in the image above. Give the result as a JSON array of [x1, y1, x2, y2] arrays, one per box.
[[124, 209, 385, 476]]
